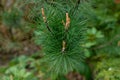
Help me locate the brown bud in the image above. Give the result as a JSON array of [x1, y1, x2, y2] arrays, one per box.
[[41, 8, 46, 22], [62, 40, 66, 52], [65, 13, 70, 30]]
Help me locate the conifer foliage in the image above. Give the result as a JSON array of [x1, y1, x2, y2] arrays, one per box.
[[33, 0, 92, 79]]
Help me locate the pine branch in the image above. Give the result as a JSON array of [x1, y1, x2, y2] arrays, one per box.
[[34, 0, 89, 77]]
